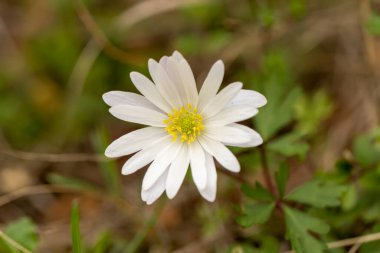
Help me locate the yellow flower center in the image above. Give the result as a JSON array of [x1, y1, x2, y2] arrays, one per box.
[[164, 104, 204, 143]]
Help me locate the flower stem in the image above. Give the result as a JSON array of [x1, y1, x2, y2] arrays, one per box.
[[259, 145, 276, 196]]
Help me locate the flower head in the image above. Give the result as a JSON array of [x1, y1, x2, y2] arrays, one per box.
[[103, 51, 266, 204]]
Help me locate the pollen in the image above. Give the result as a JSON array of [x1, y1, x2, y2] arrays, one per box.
[[164, 104, 204, 144]]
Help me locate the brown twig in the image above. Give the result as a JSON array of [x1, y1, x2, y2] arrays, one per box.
[[282, 232, 380, 253], [0, 184, 87, 207], [75, 0, 135, 64], [115, 0, 207, 30], [348, 242, 362, 253], [0, 184, 134, 214], [0, 149, 108, 162]]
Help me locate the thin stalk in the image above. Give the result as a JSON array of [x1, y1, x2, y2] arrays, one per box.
[[259, 145, 276, 196]]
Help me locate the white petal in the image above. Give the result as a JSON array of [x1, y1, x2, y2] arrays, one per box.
[[204, 125, 251, 144], [172, 51, 184, 62], [198, 152, 217, 202], [189, 141, 207, 190], [204, 106, 258, 126], [165, 58, 188, 105], [148, 59, 182, 108], [201, 82, 243, 118], [198, 136, 240, 173], [198, 60, 224, 109], [105, 127, 166, 158], [109, 105, 166, 127], [102, 91, 160, 112], [178, 59, 198, 105], [165, 145, 190, 199], [222, 124, 263, 147], [142, 142, 182, 190], [228, 89, 267, 108], [130, 71, 171, 112], [159, 55, 168, 66], [141, 169, 168, 205], [121, 136, 171, 175]]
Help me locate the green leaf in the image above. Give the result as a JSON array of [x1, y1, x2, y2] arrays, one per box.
[[285, 180, 346, 208], [0, 217, 38, 253], [92, 231, 111, 253], [288, 0, 306, 18], [237, 202, 275, 227], [284, 206, 329, 253], [261, 236, 279, 253], [241, 182, 275, 201], [275, 163, 289, 197], [253, 51, 302, 140], [267, 132, 309, 159], [257, 4, 277, 27], [366, 13, 380, 36], [294, 90, 332, 136], [71, 200, 83, 253], [255, 86, 301, 140], [341, 185, 358, 211], [353, 133, 380, 167]]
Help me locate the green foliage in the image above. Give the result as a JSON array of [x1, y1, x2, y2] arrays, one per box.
[[241, 182, 275, 201], [239, 182, 276, 228], [285, 180, 346, 208], [275, 164, 289, 197], [341, 185, 358, 211], [359, 224, 380, 253], [294, 90, 333, 136], [366, 13, 380, 36], [91, 231, 112, 253], [253, 51, 302, 140], [237, 202, 276, 227], [267, 132, 309, 159], [0, 217, 39, 253], [257, 5, 277, 27], [174, 30, 232, 55], [284, 206, 329, 253], [261, 236, 280, 253], [288, 0, 306, 18], [5, 2, 380, 253], [71, 200, 83, 253], [353, 129, 380, 167]]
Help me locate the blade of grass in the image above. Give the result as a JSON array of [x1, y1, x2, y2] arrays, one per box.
[[71, 200, 83, 253], [124, 200, 166, 253], [92, 127, 122, 196]]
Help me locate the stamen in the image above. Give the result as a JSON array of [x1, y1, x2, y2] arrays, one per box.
[[164, 104, 204, 144]]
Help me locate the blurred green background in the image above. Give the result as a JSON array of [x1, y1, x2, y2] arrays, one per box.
[[1, 0, 380, 252]]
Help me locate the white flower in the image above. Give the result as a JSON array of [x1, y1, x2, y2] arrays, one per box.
[[103, 51, 266, 204]]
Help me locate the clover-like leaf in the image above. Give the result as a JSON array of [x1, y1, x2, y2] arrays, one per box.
[[285, 180, 346, 208], [0, 217, 38, 253], [353, 131, 380, 167], [237, 202, 276, 227], [275, 163, 289, 197], [267, 132, 309, 159], [284, 206, 329, 253], [241, 182, 275, 202]]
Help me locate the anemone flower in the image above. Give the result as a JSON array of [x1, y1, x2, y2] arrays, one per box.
[[103, 51, 266, 204]]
